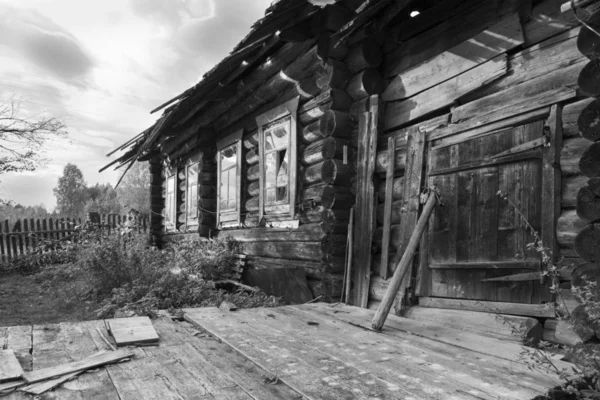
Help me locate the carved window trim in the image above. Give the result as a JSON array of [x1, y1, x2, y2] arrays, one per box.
[[216, 129, 243, 228]]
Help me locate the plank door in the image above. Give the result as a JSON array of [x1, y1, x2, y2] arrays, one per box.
[[426, 121, 547, 304]]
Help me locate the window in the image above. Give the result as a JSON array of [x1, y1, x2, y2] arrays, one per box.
[[257, 97, 299, 222], [165, 174, 176, 231], [185, 162, 199, 222], [217, 130, 243, 228]]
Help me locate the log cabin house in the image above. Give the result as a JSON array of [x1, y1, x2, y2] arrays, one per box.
[[105, 0, 600, 319]]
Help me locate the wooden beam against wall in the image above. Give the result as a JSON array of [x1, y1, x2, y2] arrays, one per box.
[[541, 104, 563, 273], [352, 95, 379, 308], [391, 127, 427, 312]]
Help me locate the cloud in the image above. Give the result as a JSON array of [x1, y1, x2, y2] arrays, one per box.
[[0, 3, 95, 82]]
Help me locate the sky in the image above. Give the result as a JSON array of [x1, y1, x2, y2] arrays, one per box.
[[0, 0, 273, 210]]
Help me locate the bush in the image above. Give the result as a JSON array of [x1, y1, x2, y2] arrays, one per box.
[[75, 233, 281, 318]]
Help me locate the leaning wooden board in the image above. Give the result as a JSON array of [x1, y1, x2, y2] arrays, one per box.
[[106, 317, 159, 346], [0, 349, 23, 383]]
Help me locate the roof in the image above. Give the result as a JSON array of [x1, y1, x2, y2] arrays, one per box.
[[103, 0, 414, 184]]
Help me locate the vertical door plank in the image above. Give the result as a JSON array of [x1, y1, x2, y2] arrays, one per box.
[[380, 137, 396, 279], [352, 96, 379, 308]]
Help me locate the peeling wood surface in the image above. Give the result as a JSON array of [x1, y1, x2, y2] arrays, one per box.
[[185, 304, 565, 400]]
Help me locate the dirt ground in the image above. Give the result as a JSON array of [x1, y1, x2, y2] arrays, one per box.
[[0, 273, 99, 327]]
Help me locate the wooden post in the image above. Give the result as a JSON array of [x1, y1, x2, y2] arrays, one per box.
[[380, 137, 395, 279], [372, 191, 438, 331], [0, 220, 4, 262], [5, 220, 13, 260], [14, 220, 23, 256], [542, 104, 563, 285], [352, 95, 379, 308], [48, 218, 55, 242], [344, 207, 354, 304]]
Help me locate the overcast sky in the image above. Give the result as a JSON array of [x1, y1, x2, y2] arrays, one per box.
[[0, 0, 272, 210]]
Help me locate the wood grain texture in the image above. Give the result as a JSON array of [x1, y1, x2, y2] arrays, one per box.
[[107, 317, 159, 347], [419, 296, 555, 317], [0, 350, 23, 383], [379, 137, 395, 279], [351, 96, 378, 308], [385, 54, 508, 130], [383, 13, 523, 101]]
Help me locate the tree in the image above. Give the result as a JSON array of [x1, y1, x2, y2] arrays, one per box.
[[53, 164, 88, 216], [116, 161, 150, 214], [0, 99, 67, 174], [84, 183, 122, 215]]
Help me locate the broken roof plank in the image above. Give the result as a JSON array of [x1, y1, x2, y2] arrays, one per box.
[[22, 349, 133, 384], [0, 349, 23, 383], [106, 317, 159, 347]]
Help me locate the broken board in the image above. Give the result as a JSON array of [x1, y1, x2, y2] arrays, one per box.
[[106, 317, 159, 347], [0, 349, 23, 383]]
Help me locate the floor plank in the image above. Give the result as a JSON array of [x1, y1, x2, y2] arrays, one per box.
[[152, 317, 304, 400], [185, 309, 388, 400]]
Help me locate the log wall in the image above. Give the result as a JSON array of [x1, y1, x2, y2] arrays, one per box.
[[369, 0, 596, 309]]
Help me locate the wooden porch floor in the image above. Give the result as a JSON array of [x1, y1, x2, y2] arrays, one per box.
[[1, 303, 566, 399]]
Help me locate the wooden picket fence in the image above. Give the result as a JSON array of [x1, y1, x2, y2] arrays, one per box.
[[0, 213, 148, 261]]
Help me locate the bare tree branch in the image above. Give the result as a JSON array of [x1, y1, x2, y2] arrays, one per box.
[[0, 98, 67, 174]]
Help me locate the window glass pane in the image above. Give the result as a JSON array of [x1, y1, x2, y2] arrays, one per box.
[[221, 146, 237, 169], [264, 117, 290, 151], [228, 168, 237, 210], [186, 164, 198, 219], [263, 116, 291, 206], [265, 152, 277, 189], [166, 175, 175, 226]]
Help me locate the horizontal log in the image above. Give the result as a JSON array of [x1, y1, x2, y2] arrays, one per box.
[[198, 210, 215, 226], [307, 273, 345, 298], [562, 175, 588, 208], [373, 224, 401, 253], [386, 54, 508, 130], [575, 223, 600, 262], [590, 177, 600, 196], [247, 181, 259, 197], [317, 33, 349, 60], [418, 297, 556, 318], [299, 208, 350, 234], [245, 255, 344, 280], [375, 148, 407, 173], [301, 109, 353, 143], [376, 200, 402, 225], [377, 177, 404, 202], [302, 184, 354, 209], [345, 69, 385, 101], [244, 197, 259, 212], [301, 137, 352, 165], [241, 241, 324, 262], [571, 263, 600, 287], [296, 75, 321, 99], [199, 185, 216, 197], [321, 234, 346, 257], [243, 131, 259, 149], [245, 149, 258, 165], [303, 159, 354, 185], [564, 99, 595, 138], [561, 137, 590, 176], [577, 10, 600, 58], [247, 164, 260, 181], [328, 88, 353, 111], [383, 13, 523, 102], [316, 60, 351, 89], [578, 58, 600, 96], [219, 226, 328, 242], [557, 209, 588, 247], [577, 186, 600, 221], [577, 98, 600, 142], [345, 38, 382, 73], [579, 142, 600, 178]]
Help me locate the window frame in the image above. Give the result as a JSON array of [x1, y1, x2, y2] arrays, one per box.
[[216, 129, 243, 228], [256, 97, 299, 223]]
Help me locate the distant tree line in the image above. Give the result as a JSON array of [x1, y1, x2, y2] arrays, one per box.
[[53, 163, 150, 218]]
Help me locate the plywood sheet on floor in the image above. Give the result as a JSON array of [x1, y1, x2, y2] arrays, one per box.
[[0, 350, 23, 383], [106, 316, 159, 346]]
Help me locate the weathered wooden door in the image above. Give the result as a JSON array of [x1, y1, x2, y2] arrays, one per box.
[[425, 121, 547, 304]]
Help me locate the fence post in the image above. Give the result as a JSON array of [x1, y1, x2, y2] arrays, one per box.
[[23, 218, 30, 254], [5, 220, 12, 261]]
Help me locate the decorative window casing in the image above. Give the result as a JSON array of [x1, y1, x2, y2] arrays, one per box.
[[163, 154, 200, 233], [217, 130, 243, 228], [256, 97, 299, 223]]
